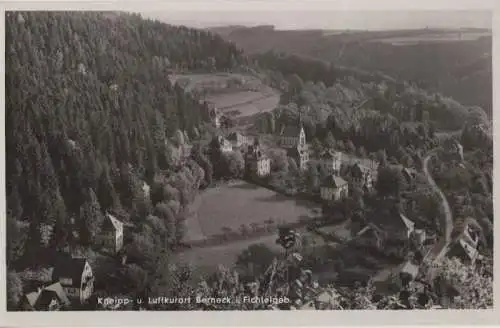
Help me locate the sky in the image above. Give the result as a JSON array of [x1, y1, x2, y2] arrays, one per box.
[[140, 10, 491, 31]]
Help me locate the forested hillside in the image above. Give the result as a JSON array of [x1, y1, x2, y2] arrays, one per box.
[[5, 11, 243, 287], [213, 26, 492, 116]]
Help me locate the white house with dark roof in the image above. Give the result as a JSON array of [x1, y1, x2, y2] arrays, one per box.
[[52, 256, 94, 305], [100, 213, 124, 254], [227, 131, 252, 149], [320, 175, 348, 201]]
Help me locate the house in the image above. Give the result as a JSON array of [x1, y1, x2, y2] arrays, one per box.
[[444, 139, 464, 162], [142, 182, 151, 199], [227, 131, 252, 149], [447, 223, 481, 265], [99, 213, 124, 254], [371, 209, 415, 241], [245, 142, 271, 178], [20, 282, 70, 311], [52, 257, 94, 305], [349, 162, 374, 191], [287, 145, 310, 171], [319, 150, 342, 176], [398, 260, 420, 287], [216, 135, 233, 153], [320, 175, 348, 201], [401, 167, 417, 184], [411, 228, 427, 246]]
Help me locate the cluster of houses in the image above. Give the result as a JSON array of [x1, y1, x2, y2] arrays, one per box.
[[20, 256, 94, 311], [19, 213, 126, 311], [277, 113, 377, 202]]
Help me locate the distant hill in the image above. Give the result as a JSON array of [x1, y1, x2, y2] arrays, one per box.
[[211, 26, 492, 116]]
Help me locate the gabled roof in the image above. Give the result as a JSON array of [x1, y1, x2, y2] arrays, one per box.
[[106, 213, 123, 231], [24, 290, 42, 308], [35, 282, 70, 310], [321, 175, 347, 188], [399, 260, 420, 279], [280, 125, 302, 137], [226, 131, 244, 141], [399, 213, 415, 230], [350, 162, 371, 178], [287, 146, 308, 159], [321, 150, 341, 160], [457, 239, 479, 261], [53, 256, 88, 288]]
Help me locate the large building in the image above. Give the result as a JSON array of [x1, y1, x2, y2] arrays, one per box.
[[279, 113, 307, 149]]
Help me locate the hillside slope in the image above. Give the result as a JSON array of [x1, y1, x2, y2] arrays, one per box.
[[5, 11, 243, 272]]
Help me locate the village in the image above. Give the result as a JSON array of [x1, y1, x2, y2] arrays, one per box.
[[14, 88, 484, 311]]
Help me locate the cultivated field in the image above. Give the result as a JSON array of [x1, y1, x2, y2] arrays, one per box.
[[184, 180, 320, 243], [206, 90, 280, 118]]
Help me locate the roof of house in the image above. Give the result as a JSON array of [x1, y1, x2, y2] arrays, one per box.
[[24, 289, 42, 308], [372, 210, 415, 234], [457, 239, 479, 261], [35, 282, 70, 309], [321, 150, 341, 160], [52, 256, 88, 287], [350, 162, 371, 178], [287, 146, 308, 159], [399, 260, 420, 279], [227, 132, 244, 141], [399, 213, 415, 230], [321, 175, 347, 188], [106, 213, 123, 231], [280, 125, 302, 137]]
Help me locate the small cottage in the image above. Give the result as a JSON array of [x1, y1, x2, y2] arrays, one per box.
[[100, 213, 124, 254], [52, 256, 94, 305], [319, 150, 342, 176], [320, 175, 348, 201]]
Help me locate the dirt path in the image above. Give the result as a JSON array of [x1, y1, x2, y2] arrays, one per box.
[[423, 150, 453, 262]]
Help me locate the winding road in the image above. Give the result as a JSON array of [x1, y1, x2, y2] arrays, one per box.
[[422, 150, 453, 262]]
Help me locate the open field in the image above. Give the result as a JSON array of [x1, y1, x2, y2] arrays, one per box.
[[206, 90, 280, 118], [184, 180, 321, 243], [371, 31, 491, 45]]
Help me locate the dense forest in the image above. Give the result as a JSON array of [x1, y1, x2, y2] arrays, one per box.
[[212, 26, 492, 117], [6, 10, 245, 305]]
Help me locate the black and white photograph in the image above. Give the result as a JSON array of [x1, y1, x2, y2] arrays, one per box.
[[2, 0, 497, 324]]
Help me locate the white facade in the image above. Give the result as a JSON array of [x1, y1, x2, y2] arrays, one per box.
[[257, 158, 271, 177]]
